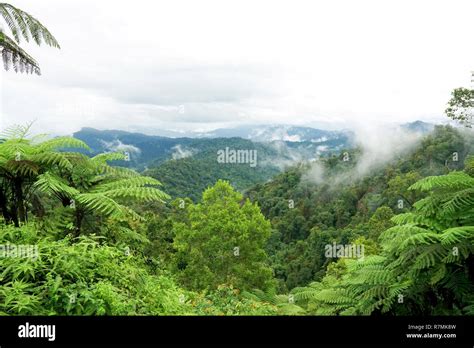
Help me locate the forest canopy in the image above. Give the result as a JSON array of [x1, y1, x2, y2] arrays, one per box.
[[0, 120, 472, 316]]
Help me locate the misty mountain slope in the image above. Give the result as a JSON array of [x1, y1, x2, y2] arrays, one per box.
[[73, 125, 356, 169], [69, 130, 308, 201], [151, 122, 434, 141], [401, 120, 435, 134], [197, 125, 353, 143], [72, 121, 438, 201], [71, 127, 357, 200], [141, 133, 364, 200], [73, 121, 433, 164], [73, 128, 194, 170], [244, 125, 474, 290], [143, 138, 281, 201]]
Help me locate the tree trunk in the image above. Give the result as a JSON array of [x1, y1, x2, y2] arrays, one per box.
[[14, 177, 26, 224], [74, 209, 84, 237], [0, 189, 12, 223]]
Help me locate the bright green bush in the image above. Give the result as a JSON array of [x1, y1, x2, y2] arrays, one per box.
[[0, 223, 188, 315], [187, 284, 278, 316]]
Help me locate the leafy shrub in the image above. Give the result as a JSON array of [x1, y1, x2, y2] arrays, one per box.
[[0, 224, 188, 315]]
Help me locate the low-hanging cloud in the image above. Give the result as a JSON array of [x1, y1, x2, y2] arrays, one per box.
[[259, 140, 316, 170], [101, 139, 141, 156], [351, 123, 423, 177], [302, 123, 427, 186], [171, 144, 195, 160]]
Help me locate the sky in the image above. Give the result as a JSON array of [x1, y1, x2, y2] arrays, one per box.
[[1, 0, 473, 135]]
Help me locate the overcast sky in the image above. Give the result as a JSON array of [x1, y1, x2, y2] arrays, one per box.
[[1, 0, 473, 135]]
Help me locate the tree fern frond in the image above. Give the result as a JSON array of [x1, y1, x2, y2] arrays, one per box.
[[0, 30, 40, 73], [102, 187, 170, 203], [358, 285, 387, 300], [411, 245, 446, 270], [120, 206, 145, 222], [92, 176, 163, 193], [100, 165, 140, 178], [0, 123, 33, 140], [379, 224, 433, 249], [439, 226, 474, 246], [91, 152, 127, 164], [440, 269, 474, 299], [0, 3, 60, 47], [463, 301, 474, 315], [109, 225, 149, 244], [348, 267, 392, 286], [312, 289, 354, 305], [399, 232, 440, 249], [29, 152, 73, 170], [275, 303, 306, 315], [5, 159, 39, 177], [409, 172, 474, 192], [346, 255, 386, 271], [293, 288, 320, 302], [35, 137, 90, 152], [76, 193, 124, 217], [34, 172, 79, 198], [442, 188, 474, 216], [430, 264, 447, 285], [391, 213, 444, 231], [412, 196, 442, 216]]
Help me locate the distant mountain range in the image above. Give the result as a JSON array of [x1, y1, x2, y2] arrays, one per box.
[[73, 121, 434, 164], [73, 124, 360, 170], [190, 125, 351, 143], [87, 121, 435, 141], [72, 121, 435, 198], [401, 120, 435, 134]]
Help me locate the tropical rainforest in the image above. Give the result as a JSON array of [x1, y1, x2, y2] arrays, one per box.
[[0, 118, 473, 315], [0, 2, 473, 316]]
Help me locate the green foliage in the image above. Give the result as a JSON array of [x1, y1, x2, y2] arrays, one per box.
[[189, 285, 278, 315], [33, 149, 169, 235], [242, 288, 306, 315], [246, 125, 473, 290], [144, 138, 280, 201], [0, 125, 90, 226], [172, 180, 275, 292], [0, 220, 279, 316], [445, 88, 474, 128], [0, 223, 189, 315], [291, 155, 474, 315], [1, 127, 281, 317], [1, 122, 473, 317]]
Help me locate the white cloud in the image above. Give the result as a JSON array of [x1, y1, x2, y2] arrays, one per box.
[[1, 0, 473, 135], [303, 123, 426, 185], [171, 144, 195, 160], [101, 139, 141, 155], [350, 123, 423, 177]]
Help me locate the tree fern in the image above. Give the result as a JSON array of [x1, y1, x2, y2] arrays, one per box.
[[0, 126, 90, 226], [409, 172, 474, 192], [35, 147, 170, 233]]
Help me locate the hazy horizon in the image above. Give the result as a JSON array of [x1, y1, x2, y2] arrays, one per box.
[[1, 0, 473, 136]]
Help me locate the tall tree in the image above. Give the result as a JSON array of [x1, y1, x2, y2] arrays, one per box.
[[445, 87, 474, 128], [173, 180, 275, 291]]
